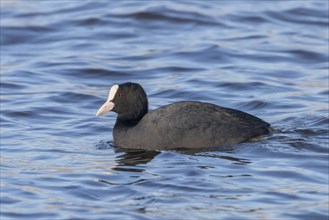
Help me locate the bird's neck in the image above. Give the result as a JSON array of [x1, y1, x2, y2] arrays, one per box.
[[117, 108, 148, 126]]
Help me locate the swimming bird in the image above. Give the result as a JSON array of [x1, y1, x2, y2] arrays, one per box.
[[96, 82, 271, 150]]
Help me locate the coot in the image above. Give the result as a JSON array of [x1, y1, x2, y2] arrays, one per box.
[[96, 82, 271, 150]]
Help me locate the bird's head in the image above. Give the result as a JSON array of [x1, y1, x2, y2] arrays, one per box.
[[96, 82, 148, 123]]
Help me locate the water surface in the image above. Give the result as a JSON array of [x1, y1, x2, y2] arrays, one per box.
[[1, 1, 328, 219]]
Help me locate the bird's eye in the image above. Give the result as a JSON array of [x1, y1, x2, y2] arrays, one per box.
[[119, 92, 125, 97]]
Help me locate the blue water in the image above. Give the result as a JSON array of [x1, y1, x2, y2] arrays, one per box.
[[1, 1, 328, 219]]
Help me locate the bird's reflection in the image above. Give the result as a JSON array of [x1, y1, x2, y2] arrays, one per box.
[[96, 140, 251, 172], [115, 148, 160, 166], [113, 145, 251, 170], [96, 140, 160, 172]]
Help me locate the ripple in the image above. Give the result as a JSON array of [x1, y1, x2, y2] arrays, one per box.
[[50, 92, 96, 103], [1, 212, 59, 219], [276, 49, 328, 64], [1, 26, 55, 45], [115, 6, 221, 26], [267, 7, 329, 27], [237, 100, 270, 111]]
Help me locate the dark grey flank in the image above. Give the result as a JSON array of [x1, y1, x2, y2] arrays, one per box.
[[104, 82, 271, 150]]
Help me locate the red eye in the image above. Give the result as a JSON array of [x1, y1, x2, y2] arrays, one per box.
[[119, 92, 125, 97]]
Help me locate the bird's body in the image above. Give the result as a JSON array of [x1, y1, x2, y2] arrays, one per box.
[[96, 83, 271, 150]]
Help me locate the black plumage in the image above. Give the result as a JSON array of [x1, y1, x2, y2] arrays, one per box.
[[96, 82, 271, 150]]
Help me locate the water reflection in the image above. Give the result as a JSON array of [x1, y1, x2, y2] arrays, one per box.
[[114, 149, 160, 169], [96, 140, 251, 169], [178, 146, 252, 165]]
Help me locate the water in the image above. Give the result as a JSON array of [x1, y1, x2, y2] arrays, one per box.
[[1, 1, 328, 219]]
